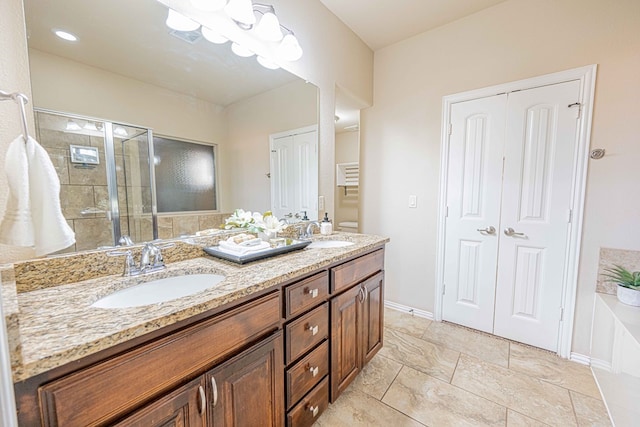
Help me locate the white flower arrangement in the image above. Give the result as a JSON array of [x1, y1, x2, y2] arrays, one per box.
[[224, 209, 286, 235]]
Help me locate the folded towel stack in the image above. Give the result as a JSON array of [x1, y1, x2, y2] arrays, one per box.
[[0, 135, 75, 255], [217, 234, 270, 255]]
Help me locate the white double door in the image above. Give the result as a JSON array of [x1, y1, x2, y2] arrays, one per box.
[[442, 80, 581, 352]]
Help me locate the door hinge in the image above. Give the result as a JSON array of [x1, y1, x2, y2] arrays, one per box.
[[567, 209, 573, 223], [442, 284, 446, 295], [560, 307, 564, 321], [448, 123, 452, 135], [445, 206, 449, 217]]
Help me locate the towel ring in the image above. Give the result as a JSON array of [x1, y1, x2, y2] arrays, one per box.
[[0, 89, 30, 142]]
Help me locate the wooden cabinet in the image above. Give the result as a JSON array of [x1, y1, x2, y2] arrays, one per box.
[[36, 292, 280, 427], [330, 253, 384, 402], [207, 332, 284, 427], [282, 272, 331, 426], [113, 377, 207, 427]]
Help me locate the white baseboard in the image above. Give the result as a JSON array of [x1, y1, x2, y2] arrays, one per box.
[[384, 301, 434, 320], [590, 358, 612, 372], [570, 352, 591, 366]]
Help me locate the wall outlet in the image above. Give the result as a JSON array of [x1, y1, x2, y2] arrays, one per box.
[[318, 195, 325, 210], [409, 195, 417, 208]]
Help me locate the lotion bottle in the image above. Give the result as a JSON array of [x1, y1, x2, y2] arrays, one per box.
[[320, 212, 333, 235]]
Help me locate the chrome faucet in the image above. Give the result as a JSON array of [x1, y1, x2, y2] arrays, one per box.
[[304, 221, 320, 238], [108, 242, 175, 277]]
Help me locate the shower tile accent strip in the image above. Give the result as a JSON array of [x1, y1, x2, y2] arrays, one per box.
[[2, 231, 388, 382], [597, 247, 640, 295]]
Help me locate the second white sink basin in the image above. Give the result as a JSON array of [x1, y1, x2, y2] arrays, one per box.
[[307, 240, 355, 249], [92, 273, 225, 309]]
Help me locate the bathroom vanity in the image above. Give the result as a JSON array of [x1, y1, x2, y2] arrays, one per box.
[[4, 233, 387, 426]]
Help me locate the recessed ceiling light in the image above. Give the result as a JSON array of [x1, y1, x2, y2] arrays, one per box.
[[53, 29, 78, 42]]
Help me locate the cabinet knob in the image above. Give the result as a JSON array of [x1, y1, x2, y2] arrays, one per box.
[[211, 376, 218, 407], [308, 405, 319, 417], [308, 365, 319, 377], [306, 324, 319, 336], [306, 287, 319, 298]]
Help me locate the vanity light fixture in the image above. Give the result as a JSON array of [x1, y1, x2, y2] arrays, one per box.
[[166, 9, 201, 32], [253, 5, 282, 41], [53, 29, 78, 42], [277, 32, 303, 61], [83, 121, 98, 132], [231, 42, 255, 57], [224, 0, 256, 27], [201, 26, 229, 44], [256, 56, 279, 69], [190, 0, 228, 12]]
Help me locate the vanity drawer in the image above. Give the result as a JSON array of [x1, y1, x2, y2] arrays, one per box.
[[284, 271, 329, 318], [287, 377, 329, 427], [286, 340, 329, 409], [285, 303, 328, 364], [331, 248, 384, 293], [38, 292, 280, 427]]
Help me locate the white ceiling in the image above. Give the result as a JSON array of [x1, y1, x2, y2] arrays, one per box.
[[319, 0, 508, 50]]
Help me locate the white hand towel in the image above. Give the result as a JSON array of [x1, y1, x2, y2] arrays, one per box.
[[0, 135, 75, 255]]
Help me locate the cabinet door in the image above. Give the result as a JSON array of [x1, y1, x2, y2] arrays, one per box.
[[361, 272, 384, 365], [330, 285, 362, 402], [114, 377, 206, 427], [207, 332, 284, 427]]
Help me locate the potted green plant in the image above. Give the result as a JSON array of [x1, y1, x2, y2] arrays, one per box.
[[602, 264, 640, 307]]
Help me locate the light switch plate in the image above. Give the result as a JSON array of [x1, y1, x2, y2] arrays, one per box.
[[318, 195, 325, 210], [409, 195, 417, 208]]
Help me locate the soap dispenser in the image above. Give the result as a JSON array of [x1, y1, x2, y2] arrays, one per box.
[[320, 212, 333, 235]]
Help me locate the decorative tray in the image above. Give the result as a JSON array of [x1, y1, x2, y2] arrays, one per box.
[[203, 239, 311, 264]]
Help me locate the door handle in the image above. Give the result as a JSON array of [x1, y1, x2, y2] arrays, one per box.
[[504, 227, 526, 237], [211, 376, 218, 407], [476, 226, 496, 235], [198, 385, 206, 415]]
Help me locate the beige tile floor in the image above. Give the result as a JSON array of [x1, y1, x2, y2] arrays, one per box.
[[314, 308, 611, 427]]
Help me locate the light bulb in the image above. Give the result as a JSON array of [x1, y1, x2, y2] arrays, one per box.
[[255, 10, 282, 41], [190, 0, 227, 12], [224, 0, 256, 26], [83, 122, 98, 131], [277, 33, 303, 61], [202, 27, 228, 44], [231, 42, 254, 57], [166, 9, 200, 32], [257, 56, 280, 70], [65, 119, 82, 131], [113, 126, 128, 137]]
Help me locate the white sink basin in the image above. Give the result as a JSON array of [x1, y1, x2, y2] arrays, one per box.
[[92, 273, 225, 309], [307, 240, 355, 249]]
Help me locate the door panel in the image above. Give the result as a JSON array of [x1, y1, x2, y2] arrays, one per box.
[[494, 80, 581, 351], [442, 94, 507, 333]]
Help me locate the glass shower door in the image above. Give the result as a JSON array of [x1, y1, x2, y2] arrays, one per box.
[[107, 123, 156, 244]]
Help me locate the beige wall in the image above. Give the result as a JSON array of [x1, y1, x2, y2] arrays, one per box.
[[224, 80, 318, 213], [361, 0, 640, 356], [335, 131, 359, 226]]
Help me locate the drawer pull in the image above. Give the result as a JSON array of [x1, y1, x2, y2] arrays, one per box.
[[309, 405, 319, 417], [308, 365, 319, 377], [198, 385, 206, 415], [306, 324, 319, 336], [211, 376, 218, 407], [306, 287, 319, 298]]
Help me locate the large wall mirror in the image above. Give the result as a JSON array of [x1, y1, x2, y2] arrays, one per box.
[[22, 0, 319, 256]]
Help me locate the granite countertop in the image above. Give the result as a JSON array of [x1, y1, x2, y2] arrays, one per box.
[[4, 233, 388, 382]]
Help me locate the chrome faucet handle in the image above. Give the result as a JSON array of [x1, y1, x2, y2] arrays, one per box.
[[118, 235, 134, 246], [305, 221, 320, 238], [107, 249, 140, 277]]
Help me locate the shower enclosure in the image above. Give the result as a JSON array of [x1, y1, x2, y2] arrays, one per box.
[[34, 109, 157, 252]]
